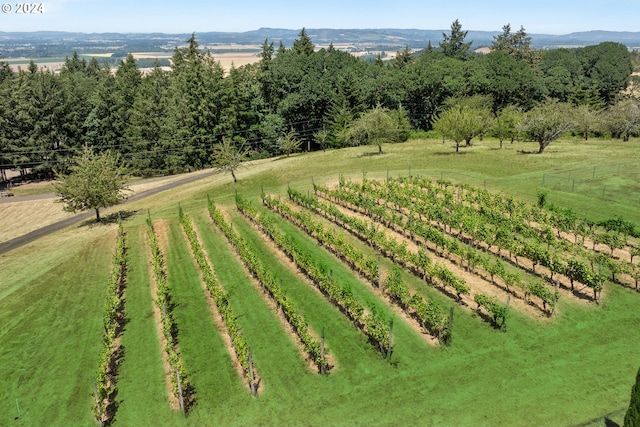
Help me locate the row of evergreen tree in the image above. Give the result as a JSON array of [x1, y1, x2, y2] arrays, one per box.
[[0, 22, 636, 178]]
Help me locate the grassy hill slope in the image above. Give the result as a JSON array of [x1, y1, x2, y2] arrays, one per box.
[[1, 136, 639, 426]]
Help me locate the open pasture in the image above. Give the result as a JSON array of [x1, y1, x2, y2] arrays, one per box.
[[1, 136, 639, 426]]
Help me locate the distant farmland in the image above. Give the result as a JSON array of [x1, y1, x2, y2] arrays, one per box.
[[7, 45, 263, 73]]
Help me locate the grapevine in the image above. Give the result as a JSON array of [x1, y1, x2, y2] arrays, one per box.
[[93, 221, 127, 425], [231, 195, 392, 356], [206, 199, 331, 371], [147, 215, 194, 412]]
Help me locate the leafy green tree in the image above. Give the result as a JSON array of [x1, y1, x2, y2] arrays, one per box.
[[257, 113, 286, 154], [0, 74, 20, 171], [439, 19, 472, 60], [572, 104, 602, 140], [212, 136, 250, 182], [83, 64, 115, 147], [54, 145, 129, 221], [0, 66, 69, 178], [62, 51, 87, 73], [478, 50, 547, 112], [1, 72, 38, 172], [221, 63, 265, 141], [358, 61, 407, 108], [313, 129, 330, 152], [604, 99, 640, 141], [490, 105, 522, 148], [389, 106, 413, 142], [112, 54, 141, 149], [540, 48, 584, 103], [263, 40, 364, 149], [0, 70, 16, 178], [580, 42, 633, 105], [58, 53, 101, 151], [344, 105, 409, 153], [278, 130, 302, 157], [404, 54, 467, 129], [518, 99, 574, 153], [433, 104, 491, 152], [625, 365, 640, 427]]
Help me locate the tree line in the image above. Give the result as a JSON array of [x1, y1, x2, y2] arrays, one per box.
[[0, 21, 637, 179]]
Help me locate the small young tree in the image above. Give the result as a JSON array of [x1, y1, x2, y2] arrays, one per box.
[[212, 136, 250, 183], [624, 365, 640, 427], [54, 145, 129, 222], [433, 104, 490, 152], [604, 99, 640, 141], [490, 105, 522, 148], [278, 130, 303, 157], [572, 104, 602, 141], [313, 129, 329, 152], [344, 105, 409, 154]]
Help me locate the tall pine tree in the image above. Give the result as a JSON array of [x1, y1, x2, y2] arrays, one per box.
[[168, 33, 226, 170], [439, 19, 472, 60], [127, 62, 172, 175]]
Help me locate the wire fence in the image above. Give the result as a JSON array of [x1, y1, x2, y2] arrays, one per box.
[[541, 163, 640, 207], [326, 162, 640, 213]]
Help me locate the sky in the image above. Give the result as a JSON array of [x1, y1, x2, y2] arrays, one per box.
[[0, 0, 638, 35]]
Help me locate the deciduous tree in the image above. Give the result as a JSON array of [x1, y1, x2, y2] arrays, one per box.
[[604, 99, 640, 141], [211, 136, 250, 183], [54, 145, 129, 221], [490, 105, 522, 148], [344, 105, 409, 153], [433, 104, 491, 152], [518, 100, 574, 153], [278, 130, 302, 157], [572, 104, 601, 140]]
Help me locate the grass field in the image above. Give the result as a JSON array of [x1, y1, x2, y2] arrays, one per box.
[[1, 136, 639, 426]]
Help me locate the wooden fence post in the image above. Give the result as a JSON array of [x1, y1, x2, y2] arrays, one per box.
[[93, 382, 103, 427], [502, 295, 511, 331], [387, 318, 394, 361], [249, 350, 257, 397], [321, 326, 326, 375], [175, 367, 186, 418]]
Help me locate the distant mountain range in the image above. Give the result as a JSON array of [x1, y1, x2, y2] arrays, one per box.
[[1, 28, 639, 58]]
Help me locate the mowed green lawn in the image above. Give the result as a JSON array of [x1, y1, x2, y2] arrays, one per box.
[[1, 136, 639, 426]]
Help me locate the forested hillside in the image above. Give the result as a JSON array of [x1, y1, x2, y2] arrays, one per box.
[[0, 24, 637, 180]]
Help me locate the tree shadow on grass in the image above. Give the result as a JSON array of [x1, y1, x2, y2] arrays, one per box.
[[432, 151, 471, 156], [604, 417, 620, 427], [79, 209, 139, 228], [358, 151, 386, 157]]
